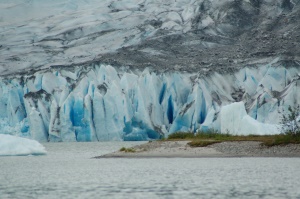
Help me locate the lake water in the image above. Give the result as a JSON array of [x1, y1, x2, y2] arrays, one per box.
[[0, 142, 300, 199]]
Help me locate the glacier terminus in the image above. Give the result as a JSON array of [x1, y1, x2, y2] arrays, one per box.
[[0, 0, 300, 141], [1, 64, 299, 141]]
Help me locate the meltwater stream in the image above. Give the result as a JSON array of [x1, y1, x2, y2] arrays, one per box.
[[0, 142, 300, 199]]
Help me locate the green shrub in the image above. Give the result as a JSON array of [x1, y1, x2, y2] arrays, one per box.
[[194, 130, 230, 140], [280, 105, 300, 136], [263, 134, 300, 147], [167, 132, 195, 139], [166, 127, 300, 147], [188, 140, 221, 147], [119, 147, 136, 153], [119, 147, 126, 151], [167, 129, 227, 140]]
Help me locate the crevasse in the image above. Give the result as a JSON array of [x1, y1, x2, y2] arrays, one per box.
[[0, 64, 299, 142]]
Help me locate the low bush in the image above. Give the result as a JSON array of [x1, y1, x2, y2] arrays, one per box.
[[263, 134, 300, 147], [167, 132, 195, 140], [188, 140, 221, 147], [280, 105, 300, 137], [166, 126, 300, 147], [119, 147, 136, 153]]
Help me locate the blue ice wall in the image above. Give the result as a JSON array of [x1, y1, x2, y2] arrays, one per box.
[[0, 64, 299, 141]]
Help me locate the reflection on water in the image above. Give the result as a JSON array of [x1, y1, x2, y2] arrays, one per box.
[[0, 142, 300, 199]]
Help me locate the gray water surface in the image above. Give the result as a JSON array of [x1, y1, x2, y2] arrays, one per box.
[[0, 142, 300, 199]]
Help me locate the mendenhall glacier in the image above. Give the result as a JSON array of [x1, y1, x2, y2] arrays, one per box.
[[1, 64, 299, 141], [0, 0, 300, 141]]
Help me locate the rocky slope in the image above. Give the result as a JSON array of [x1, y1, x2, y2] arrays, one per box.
[[1, 0, 299, 75]]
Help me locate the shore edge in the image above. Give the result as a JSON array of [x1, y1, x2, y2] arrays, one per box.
[[95, 141, 300, 158]]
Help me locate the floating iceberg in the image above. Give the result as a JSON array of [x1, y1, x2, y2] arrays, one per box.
[[0, 134, 47, 156]]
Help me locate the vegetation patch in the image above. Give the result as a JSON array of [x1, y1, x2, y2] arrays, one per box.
[[280, 105, 300, 136], [167, 132, 195, 140], [119, 147, 136, 153], [263, 134, 300, 147], [187, 140, 221, 147], [165, 107, 300, 147], [166, 131, 300, 147]]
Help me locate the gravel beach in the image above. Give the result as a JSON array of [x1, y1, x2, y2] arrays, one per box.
[[96, 141, 300, 158]]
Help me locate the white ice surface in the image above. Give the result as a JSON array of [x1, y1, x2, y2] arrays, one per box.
[[0, 134, 47, 156], [220, 102, 280, 135]]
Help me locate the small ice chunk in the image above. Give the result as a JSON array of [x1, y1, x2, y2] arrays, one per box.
[[0, 134, 47, 156]]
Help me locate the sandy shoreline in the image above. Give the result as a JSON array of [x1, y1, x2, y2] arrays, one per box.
[[95, 141, 300, 158]]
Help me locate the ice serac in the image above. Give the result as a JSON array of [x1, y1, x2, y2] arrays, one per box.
[[220, 102, 279, 135], [0, 64, 299, 141]]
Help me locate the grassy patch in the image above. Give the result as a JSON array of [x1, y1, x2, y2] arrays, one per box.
[[188, 140, 221, 147], [167, 132, 195, 140], [119, 147, 136, 153], [166, 131, 300, 147], [263, 134, 300, 147]]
